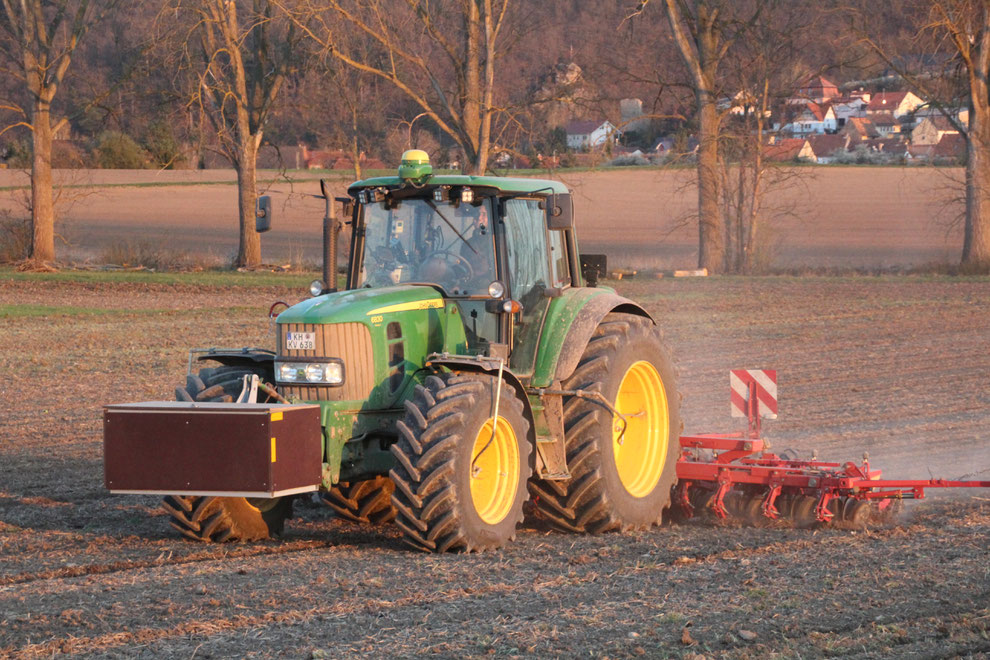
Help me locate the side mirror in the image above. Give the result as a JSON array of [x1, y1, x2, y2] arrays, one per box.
[[543, 193, 573, 230], [256, 195, 272, 233]]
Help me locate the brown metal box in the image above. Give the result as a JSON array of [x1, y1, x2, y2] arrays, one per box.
[[103, 402, 322, 498]]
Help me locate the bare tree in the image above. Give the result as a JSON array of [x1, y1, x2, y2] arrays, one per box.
[[857, 0, 990, 267], [0, 0, 118, 267], [164, 0, 304, 267], [276, 0, 510, 175]]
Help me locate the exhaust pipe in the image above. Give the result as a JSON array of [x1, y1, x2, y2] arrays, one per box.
[[321, 179, 339, 293]]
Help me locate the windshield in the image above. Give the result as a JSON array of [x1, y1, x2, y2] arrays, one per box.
[[356, 197, 497, 296]]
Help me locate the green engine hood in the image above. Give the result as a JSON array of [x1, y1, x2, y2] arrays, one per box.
[[276, 285, 445, 325]]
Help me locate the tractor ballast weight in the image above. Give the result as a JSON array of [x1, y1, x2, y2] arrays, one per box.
[[104, 151, 683, 552]]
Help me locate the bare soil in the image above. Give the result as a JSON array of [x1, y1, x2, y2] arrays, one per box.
[[0, 167, 968, 269], [1, 274, 988, 658]]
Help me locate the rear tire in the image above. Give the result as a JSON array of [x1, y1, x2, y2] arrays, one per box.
[[530, 313, 681, 533], [164, 362, 288, 542], [390, 372, 532, 552], [322, 477, 397, 524]]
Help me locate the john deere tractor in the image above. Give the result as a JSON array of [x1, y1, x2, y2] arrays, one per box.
[[103, 150, 681, 552]]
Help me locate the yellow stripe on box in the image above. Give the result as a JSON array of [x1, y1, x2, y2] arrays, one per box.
[[271, 437, 276, 463], [366, 299, 444, 315], [271, 411, 283, 422]]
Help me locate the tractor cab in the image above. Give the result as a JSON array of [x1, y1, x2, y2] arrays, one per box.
[[341, 150, 580, 376]]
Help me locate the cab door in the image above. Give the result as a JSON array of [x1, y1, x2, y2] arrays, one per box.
[[502, 198, 555, 379]]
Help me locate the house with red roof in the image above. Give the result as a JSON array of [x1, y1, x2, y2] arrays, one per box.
[[795, 75, 839, 103], [870, 112, 900, 136], [933, 133, 966, 163], [840, 116, 881, 142], [764, 138, 814, 162], [866, 91, 924, 118], [806, 134, 849, 163]]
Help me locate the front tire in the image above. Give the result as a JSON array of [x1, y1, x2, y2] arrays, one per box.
[[390, 373, 532, 552], [162, 496, 292, 542], [164, 362, 289, 542], [530, 312, 681, 533]]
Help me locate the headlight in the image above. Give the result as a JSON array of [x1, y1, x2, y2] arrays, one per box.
[[305, 363, 324, 382], [279, 362, 299, 382], [309, 280, 325, 297], [276, 360, 344, 386], [487, 280, 505, 298]]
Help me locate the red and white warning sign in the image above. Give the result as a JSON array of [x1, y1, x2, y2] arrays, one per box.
[[730, 369, 778, 419]]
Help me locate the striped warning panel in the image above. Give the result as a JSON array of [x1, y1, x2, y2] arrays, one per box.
[[730, 369, 778, 419]]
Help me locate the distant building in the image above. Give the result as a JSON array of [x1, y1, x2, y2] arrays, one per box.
[[840, 116, 881, 142], [866, 91, 924, 118], [764, 138, 814, 162], [933, 133, 967, 163], [912, 115, 961, 146], [870, 112, 900, 136], [619, 98, 650, 133], [564, 119, 620, 149], [795, 75, 839, 103], [779, 102, 837, 136], [806, 134, 849, 163]]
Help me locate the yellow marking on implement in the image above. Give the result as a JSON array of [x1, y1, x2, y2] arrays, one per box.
[[271, 411, 283, 422], [271, 437, 277, 463], [367, 299, 444, 316]]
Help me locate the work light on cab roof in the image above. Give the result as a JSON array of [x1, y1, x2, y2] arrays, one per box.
[[398, 149, 432, 183]]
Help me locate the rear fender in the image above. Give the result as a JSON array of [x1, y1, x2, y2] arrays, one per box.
[[531, 290, 653, 388]]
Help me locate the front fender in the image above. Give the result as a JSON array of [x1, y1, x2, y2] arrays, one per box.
[[531, 289, 653, 388]]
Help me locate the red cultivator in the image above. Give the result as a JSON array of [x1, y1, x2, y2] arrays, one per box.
[[672, 370, 990, 526]]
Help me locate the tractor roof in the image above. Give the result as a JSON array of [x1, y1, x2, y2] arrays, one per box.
[[348, 174, 569, 196]]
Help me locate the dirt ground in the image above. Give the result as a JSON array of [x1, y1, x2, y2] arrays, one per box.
[[1, 274, 988, 658], [0, 167, 968, 269]]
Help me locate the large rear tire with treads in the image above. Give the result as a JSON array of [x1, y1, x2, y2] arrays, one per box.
[[530, 312, 681, 533]]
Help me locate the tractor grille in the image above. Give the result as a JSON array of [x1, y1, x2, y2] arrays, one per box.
[[277, 322, 375, 402]]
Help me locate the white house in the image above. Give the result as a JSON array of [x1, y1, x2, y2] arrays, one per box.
[[565, 119, 620, 149], [866, 91, 924, 118], [779, 102, 837, 136]]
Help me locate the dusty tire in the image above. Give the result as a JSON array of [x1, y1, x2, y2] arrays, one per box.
[[174, 364, 277, 403], [322, 477, 397, 524], [162, 495, 292, 542], [530, 313, 682, 533], [164, 362, 286, 542], [390, 372, 532, 552]]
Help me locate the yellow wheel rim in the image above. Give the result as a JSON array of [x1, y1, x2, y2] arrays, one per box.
[[612, 360, 669, 498], [470, 416, 520, 525]]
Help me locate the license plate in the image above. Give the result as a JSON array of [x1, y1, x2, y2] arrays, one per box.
[[286, 332, 316, 351]]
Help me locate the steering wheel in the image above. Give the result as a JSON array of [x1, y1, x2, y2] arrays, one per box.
[[419, 251, 474, 280]]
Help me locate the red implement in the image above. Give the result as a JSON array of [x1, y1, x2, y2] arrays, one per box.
[[672, 371, 990, 524]]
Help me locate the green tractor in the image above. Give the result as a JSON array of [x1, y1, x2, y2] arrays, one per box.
[[108, 151, 681, 552]]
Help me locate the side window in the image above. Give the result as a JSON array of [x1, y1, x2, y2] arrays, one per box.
[[548, 230, 569, 287], [504, 199, 551, 374], [504, 199, 549, 301]]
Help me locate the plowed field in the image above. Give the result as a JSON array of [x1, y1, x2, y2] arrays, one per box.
[[0, 166, 969, 269], [1, 273, 988, 658]]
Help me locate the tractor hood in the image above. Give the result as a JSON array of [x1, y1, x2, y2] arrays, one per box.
[[276, 285, 445, 326]]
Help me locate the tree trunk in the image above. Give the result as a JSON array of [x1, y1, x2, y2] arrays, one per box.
[[30, 99, 56, 264], [964, 109, 990, 265], [463, 1, 484, 174], [235, 136, 261, 268], [697, 98, 723, 272]]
